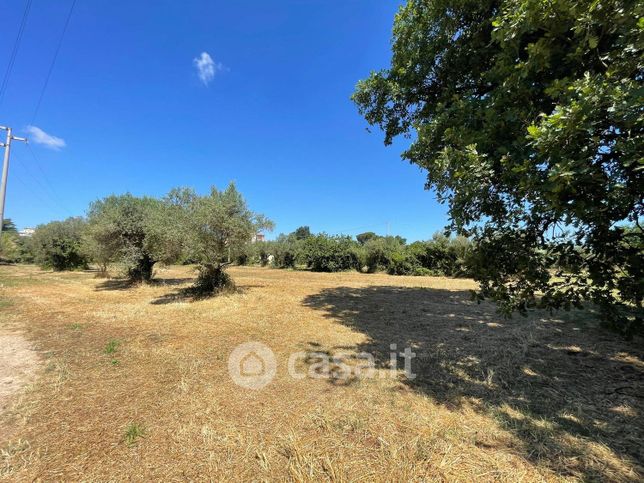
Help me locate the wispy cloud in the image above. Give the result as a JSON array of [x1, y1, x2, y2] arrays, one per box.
[[25, 125, 66, 150], [193, 52, 226, 85]]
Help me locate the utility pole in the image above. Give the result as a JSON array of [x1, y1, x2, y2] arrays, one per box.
[[0, 126, 27, 234]]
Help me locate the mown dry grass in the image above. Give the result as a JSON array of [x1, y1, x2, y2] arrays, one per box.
[[0, 264, 642, 481]]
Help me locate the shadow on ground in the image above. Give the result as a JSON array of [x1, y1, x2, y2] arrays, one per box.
[[302, 286, 644, 480], [94, 275, 265, 303], [94, 277, 195, 292], [149, 283, 265, 305]]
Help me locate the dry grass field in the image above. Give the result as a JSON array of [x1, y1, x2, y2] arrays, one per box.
[[0, 264, 642, 481]]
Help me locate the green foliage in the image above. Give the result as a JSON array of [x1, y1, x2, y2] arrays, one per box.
[[271, 234, 299, 268], [302, 234, 361, 272], [16, 236, 35, 263], [104, 339, 120, 354], [179, 183, 273, 294], [293, 226, 312, 240], [255, 227, 474, 277], [31, 217, 89, 271], [387, 249, 421, 276], [364, 236, 402, 273], [2, 219, 17, 233], [0, 232, 20, 262], [123, 422, 144, 446], [255, 241, 272, 267], [363, 233, 473, 276], [354, 0, 643, 336], [235, 251, 250, 266], [356, 231, 377, 245], [86, 194, 173, 281]]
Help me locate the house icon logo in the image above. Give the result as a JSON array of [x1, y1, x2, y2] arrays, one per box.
[[240, 352, 265, 376], [228, 342, 277, 390]]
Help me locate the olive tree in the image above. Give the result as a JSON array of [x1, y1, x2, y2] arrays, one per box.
[[180, 183, 273, 294], [86, 194, 179, 281]]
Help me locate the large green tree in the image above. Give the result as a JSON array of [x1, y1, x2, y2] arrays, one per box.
[[354, 0, 643, 334]]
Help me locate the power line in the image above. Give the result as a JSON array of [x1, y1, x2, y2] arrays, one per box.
[[0, 0, 33, 110], [30, 0, 77, 123], [6, 161, 53, 212], [18, 145, 74, 216]]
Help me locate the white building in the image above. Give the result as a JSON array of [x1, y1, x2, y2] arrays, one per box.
[[18, 228, 35, 237]]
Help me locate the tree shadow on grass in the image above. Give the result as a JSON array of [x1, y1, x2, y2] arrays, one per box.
[[95, 277, 195, 292], [302, 286, 644, 480], [94, 278, 136, 291], [149, 283, 266, 305]]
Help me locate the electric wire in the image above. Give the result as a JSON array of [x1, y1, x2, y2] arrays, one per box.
[[0, 0, 33, 110], [30, 0, 77, 123], [15, 149, 73, 216]]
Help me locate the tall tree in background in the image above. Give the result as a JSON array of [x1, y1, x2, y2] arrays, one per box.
[[293, 226, 312, 240], [2, 219, 17, 233], [354, 0, 642, 335], [356, 232, 378, 245]]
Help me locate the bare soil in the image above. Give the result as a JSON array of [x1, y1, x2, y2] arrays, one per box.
[[0, 333, 39, 413]]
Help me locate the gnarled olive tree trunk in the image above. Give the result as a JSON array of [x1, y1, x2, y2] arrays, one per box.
[[128, 254, 156, 282], [194, 262, 235, 295]]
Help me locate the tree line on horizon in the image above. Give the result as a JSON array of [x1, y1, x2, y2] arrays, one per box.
[[247, 227, 474, 277], [1, 201, 475, 282]]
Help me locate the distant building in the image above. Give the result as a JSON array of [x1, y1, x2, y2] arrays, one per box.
[[18, 228, 35, 237], [251, 233, 266, 243]]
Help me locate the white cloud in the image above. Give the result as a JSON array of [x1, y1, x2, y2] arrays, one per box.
[[25, 125, 66, 150], [193, 52, 225, 85]]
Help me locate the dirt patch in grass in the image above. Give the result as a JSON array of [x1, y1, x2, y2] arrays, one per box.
[[0, 333, 40, 413], [0, 264, 641, 481]]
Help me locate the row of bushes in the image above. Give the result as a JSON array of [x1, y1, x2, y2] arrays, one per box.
[[0, 217, 90, 270], [2, 217, 473, 279], [0, 230, 35, 265], [239, 229, 474, 277]]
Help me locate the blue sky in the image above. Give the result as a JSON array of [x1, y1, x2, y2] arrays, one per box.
[[1, 0, 448, 241]]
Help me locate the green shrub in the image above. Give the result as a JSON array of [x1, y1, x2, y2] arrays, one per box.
[[255, 242, 271, 266], [271, 235, 298, 268], [404, 234, 474, 277], [387, 250, 420, 275], [412, 267, 433, 276], [32, 217, 89, 271], [364, 237, 404, 273], [302, 234, 360, 272], [0, 232, 20, 263]]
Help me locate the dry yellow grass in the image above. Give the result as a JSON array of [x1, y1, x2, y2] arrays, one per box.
[[0, 264, 642, 481]]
